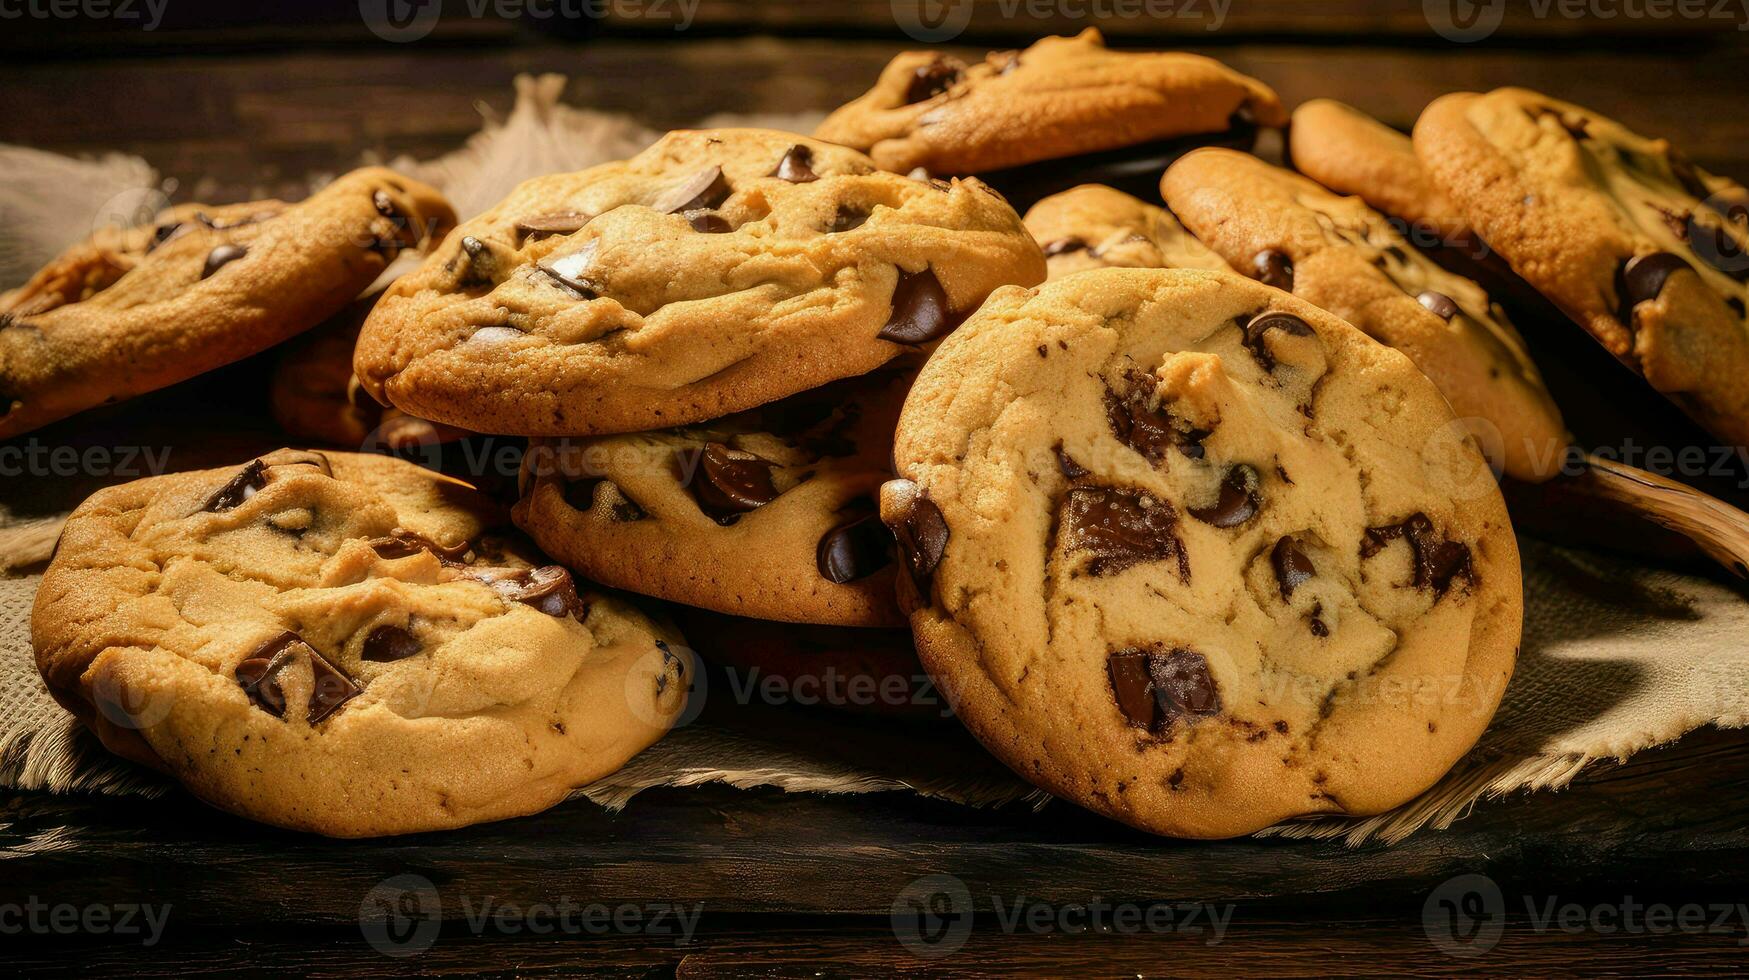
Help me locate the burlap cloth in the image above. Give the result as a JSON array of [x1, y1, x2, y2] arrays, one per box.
[[3, 76, 1746, 844]]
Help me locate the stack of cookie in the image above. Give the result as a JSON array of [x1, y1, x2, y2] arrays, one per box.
[[13, 30, 1746, 841]]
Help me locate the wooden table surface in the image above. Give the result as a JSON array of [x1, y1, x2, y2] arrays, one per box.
[[4, 27, 1749, 976]]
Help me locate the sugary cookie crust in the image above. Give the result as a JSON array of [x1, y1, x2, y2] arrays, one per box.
[[1023, 184, 1232, 279], [1287, 99, 1469, 243]]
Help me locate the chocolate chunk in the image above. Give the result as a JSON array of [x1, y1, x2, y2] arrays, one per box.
[[203, 459, 268, 512], [1252, 249, 1294, 291], [1417, 290, 1459, 321], [772, 144, 819, 183], [687, 443, 779, 524], [149, 221, 191, 251], [1043, 238, 1088, 257], [886, 486, 949, 597], [1271, 537, 1315, 599], [654, 166, 732, 215], [503, 565, 589, 621], [1108, 646, 1220, 734], [1104, 370, 1206, 463], [904, 57, 961, 104], [1237, 311, 1313, 372], [685, 210, 732, 234], [829, 206, 870, 233], [1054, 442, 1089, 480], [201, 244, 247, 279], [1620, 252, 1693, 312], [876, 267, 956, 345], [1060, 486, 1187, 579], [236, 631, 360, 724], [1189, 465, 1261, 529], [1362, 513, 1473, 597], [367, 528, 472, 564], [361, 624, 423, 663], [816, 512, 895, 584], [515, 211, 592, 238]]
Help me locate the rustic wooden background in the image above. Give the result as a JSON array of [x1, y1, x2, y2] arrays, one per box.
[[4, 3, 1749, 975]]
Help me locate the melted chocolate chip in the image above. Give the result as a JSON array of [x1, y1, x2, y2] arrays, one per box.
[[361, 624, 423, 663], [1108, 646, 1220, 734], [515, 212, 592, 239], [1253, 249, 1294, 291], [203, 459, 268, 512], [236, 631, 360, 724], [201, 244, 247, 279], [654, 166, 732, 215], [1417, 290, 1459, 321], [1189, 465, 1261, 529], [885, 482, 949, 596], [829, 206, 870, 233], [687, 443, 779, 524], [904, 57, 961, 104], [367, 528, 473, 563], [685, 210, 732, 234], [1043, 238, 1088, 257], [1055, 442, 1089, 480], [1060, 486, 1188, 580], [1619, 252, 1693, 321], [1237, 311, 1314, 372], [1362, 513, 1473, 597], [1104, 370, 1206, 463], [508, 565, 589, 620], [772, 144, 819, 183], [816, 512, 895, 584], [1271, 537, 1315, 599], [876, 267, 956, 345]]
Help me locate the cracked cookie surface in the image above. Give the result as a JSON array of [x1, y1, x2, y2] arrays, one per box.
[[514, 361, 913, 627], [0, 168, 454, 439], [1163, 148, 1568, 482], [354, 128, 1044, 436], [880, 268, 1520, 838], [1023, 184, 1231, 280], [1414, 88, 1749, 449], [813, 29, 1286, 176], [32, 450, 689, 837]]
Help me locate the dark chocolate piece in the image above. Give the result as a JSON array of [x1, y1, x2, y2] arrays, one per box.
[[772, 144, 819, 183], [1361, 512, 1474, 597], [1060, 486, 1188, 580], [1108, 645, 1220, 734], [1271, 537, 1315, 599], [361, 624, 423, 663], [201, 244, 247, 279], [203, 459, 268, 512], [1189, 465, 1261, 529], [816, 512, 895, 584], [876, 267, 956, 345], [885, 481, 949, 596], [1237, 311, 1314, 372], [687, 443, 779, 524]]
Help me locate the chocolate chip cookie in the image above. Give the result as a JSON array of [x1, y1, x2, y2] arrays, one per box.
[[354, 129, 1044, 437], [270, 297, 466, 450], [1414, 88, 1749, 450], [0, 168, 454, 439], [1023, 184, 1231, 279], [813, 29, 1286, 204], [514, 362, 912, 626], [881, 268, 1520, 838], [1163, 149, 1569, 482], [1287, 99, 1469, 244], [33, 449, 690, 837]]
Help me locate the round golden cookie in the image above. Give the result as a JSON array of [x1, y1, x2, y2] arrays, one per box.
[[813, 29, 1286, 176], [1023, 184, 1231, 279], [1414, 88, 1749, 450], [354, 128, 1044, 436], [1162, 148, 1568, 482], [0, 168, 454, 439], [880, 268, 1521, 839], [515, 363, 912, 627], [32, 450, 690, 837], [1287, 99, 1470, 244]]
